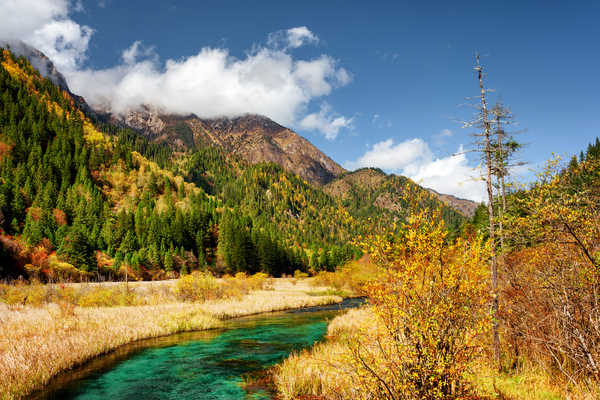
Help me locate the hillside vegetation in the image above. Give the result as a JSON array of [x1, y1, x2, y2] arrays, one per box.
[[0, 47, 464, 281]]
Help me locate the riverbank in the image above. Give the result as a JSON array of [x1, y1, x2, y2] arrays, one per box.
[[273, 307, 592, 400], [0, 278, 342, 400]]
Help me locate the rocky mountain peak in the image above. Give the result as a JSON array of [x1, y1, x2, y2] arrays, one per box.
[[104, 107, 346, 186]]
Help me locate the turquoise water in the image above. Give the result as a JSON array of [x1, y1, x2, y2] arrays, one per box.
[[32, 299, 362, 400]]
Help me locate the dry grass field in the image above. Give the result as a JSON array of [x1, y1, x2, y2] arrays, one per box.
[[0, 276, 342, 400]]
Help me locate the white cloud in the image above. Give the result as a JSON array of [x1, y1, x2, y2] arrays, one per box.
[[0, 3, 352, 138], [299, 103, 353, 140], [344, 138, 486, 202], [345, 138, 432, 171], [0, 0, 93, 73], [121, 41, 157, 65], [439, 128, 452, 137], [68, 45, 351, 132], [0, 0, 352, 138], [268, 26, 318, 49], [371, 113, 393, 129]]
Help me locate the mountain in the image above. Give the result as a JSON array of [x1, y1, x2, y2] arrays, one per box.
[[0, 45, 469, 281], [103, 106, 345, 186], [0, 40, 93, 114], [105, 107, 477, 217], [324, 168, 466, 229], [0, 40, 69, 90], [426, 188, 479, 218]]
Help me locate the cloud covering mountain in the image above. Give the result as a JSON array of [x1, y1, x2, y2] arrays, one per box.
[[0, 0, 352, 139]]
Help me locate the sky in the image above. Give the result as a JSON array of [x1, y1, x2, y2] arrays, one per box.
[[1, 0, 599, 202]]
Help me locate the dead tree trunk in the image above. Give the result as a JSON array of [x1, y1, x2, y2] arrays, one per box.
[[475, 53, 500, 367]]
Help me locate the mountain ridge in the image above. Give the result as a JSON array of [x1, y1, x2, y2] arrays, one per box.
[[101, 106, 346, 186], [8, 43, 477, 217]]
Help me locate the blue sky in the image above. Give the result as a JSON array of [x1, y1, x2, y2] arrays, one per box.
[[1, 0, 599, 201]]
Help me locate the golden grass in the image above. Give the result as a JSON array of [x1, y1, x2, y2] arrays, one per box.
[[0, 302, 220, 400], [275, 340, 356, 400], [0, 277, 341, 400], [469, 362, 565, 400], [274, 307, 600, 400], [325, 307, 375, 338], [274, 307, 371, 400]]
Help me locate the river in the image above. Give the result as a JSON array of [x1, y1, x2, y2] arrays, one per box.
[[30, 298, 363, 400]]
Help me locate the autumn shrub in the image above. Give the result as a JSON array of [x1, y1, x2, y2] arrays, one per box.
[[76, 287, 139, 307], [174, 270, 222, 301], [222, 272, 272, 298], [312, 257, 379, 295], [222, 273, 250, 299], [346, 206, 491, 399], [293, 269, 308, 279], [501, 157, 600, 385], [0, 281, 143, 308], [248, 272, 272, 290], [0, 280, 49, 306]]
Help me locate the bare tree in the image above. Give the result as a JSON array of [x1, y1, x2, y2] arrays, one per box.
[[490, 101, 524, 252], [474, 54, 501, 367], [461, 53, 500, 366]]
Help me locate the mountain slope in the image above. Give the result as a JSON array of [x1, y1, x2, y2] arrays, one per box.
[[107, 106, 478, 217], [324, 168, 466, 230], [0, 46, 469, 281], [105, 106, 345, 186], [426, 188, 479, 217]]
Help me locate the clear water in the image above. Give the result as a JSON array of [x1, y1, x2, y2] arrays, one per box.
[[31, 299, 363, 400]]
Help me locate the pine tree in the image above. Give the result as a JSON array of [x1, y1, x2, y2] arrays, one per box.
[[59, 227, 97, 272]]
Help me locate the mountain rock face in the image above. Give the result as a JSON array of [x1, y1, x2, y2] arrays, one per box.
[[0, 40, 70, 90], [426, 188, 479, 217], [107, 106, 346, 186]]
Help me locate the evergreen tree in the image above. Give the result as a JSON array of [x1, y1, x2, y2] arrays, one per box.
[[58, 227, 97, 272]]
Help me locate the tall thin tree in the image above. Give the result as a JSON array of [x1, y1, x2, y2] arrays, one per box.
[[491, 102, 524, 252], [471, 53, 500, 366]]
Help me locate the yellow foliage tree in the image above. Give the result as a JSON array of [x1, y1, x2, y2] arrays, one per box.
[[348, 203, 491, 399]]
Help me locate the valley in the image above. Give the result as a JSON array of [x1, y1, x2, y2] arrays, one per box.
[[1, 4, 599, 399]]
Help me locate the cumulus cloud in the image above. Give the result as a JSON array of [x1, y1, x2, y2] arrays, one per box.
[[0, 2, 353, 137], [121, 41, 158, 65], [345, 138, 432, 171], [299, 103, 353, 140], [67, 46, 351, 130], [344, 138, 485, 202]]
